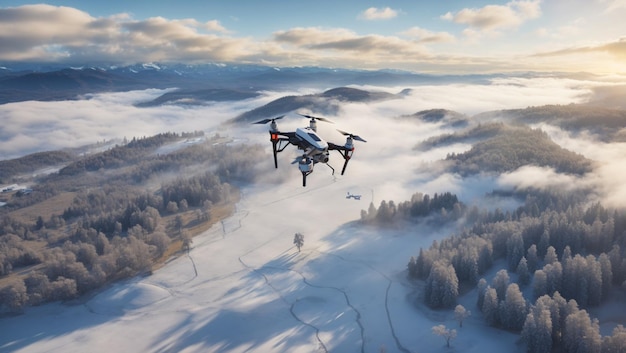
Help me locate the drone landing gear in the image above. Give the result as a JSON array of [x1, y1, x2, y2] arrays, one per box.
[[298, 155, 314, 187], [338, 148, 354, 175], [270, 132, 290, 169]]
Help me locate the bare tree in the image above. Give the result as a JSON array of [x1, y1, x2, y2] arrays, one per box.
[[432, 324, 457, 348]]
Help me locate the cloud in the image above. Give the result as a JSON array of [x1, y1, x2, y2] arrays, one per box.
[[442, 0, 542, 32], [272, 27, 431, 67], [533, 37, 626, 60], [0, 4, 244, 64], [401, 27, 456, 44], [358, 7, 399, 20], [599, 0, 626, 12]]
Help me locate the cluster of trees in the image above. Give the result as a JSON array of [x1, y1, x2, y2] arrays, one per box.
[[419, 123, 593, 176], [58, 132, 203, 176], [0, 131, 269, 312], [0, 150, 76, 184], [445, 124, 592, 176], [404, 187, 626, 352], [360, 192, 463, 225]]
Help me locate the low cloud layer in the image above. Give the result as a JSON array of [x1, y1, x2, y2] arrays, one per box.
[[2, 75, 625, 209]]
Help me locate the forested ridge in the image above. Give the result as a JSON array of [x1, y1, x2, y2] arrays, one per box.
[[0, 132, 268, 311], [420, 123, 593, 176], [0, 150, 77, 184], [474, 104, 626, 143]]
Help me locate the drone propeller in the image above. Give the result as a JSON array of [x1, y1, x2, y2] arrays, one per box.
[[298, 113, 334, 124], [337, 129, 367, 143], [252, 115, 285, 125]]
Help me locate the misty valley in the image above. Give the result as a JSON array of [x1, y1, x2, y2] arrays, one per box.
[[2, 68, 626, 353]]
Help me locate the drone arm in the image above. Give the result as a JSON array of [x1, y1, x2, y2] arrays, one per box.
[[269, 131, 294, 168], [328, 143, 354, 175]]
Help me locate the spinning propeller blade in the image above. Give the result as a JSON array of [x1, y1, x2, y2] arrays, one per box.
[[298, 113, 334, 124], [337, 129, 367, 143], [252, 115, 285, 124]]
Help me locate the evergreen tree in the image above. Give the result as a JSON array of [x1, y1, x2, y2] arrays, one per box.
[[477, 278, 488, 310], [493, 269, 510, 300], [507, 232, 525, 271], [482, 286, 499, 326], [563, 309, 601, 353], [533, 270, 548, 300], [602, 325, 626, 353], [293, 233, 304, 252], [522, 309, 552, 353], [424, 261, 459, 308], [517, 257, 531, 286], [527, 244, 539, 273], [500, 283, 528, 331], [545, 246, 558, 265], [599, 253, 613, 301]]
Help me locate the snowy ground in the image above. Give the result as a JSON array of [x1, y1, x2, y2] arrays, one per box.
[[0, 175, 523, 353]]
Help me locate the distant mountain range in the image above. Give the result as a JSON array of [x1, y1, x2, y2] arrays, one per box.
[[0, 62, 498, 104]]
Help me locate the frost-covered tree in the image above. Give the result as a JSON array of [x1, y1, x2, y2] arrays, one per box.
[[527, 244, 539, 273], [599, 253, 613, 302], [483, 286, 499, 326], [602, 325, 626, 353], [500, 283, 528, 331], [522, 309, 552, 353], [432, 324, 457, 348], [293, 233, 304, 252], [563, 309, 601, 353], [493, 269, 510, 300], [0, 279, 28, 312], [545, 246, 558, 265], [407, 256, 417, 278], [454, 305, 471, 327], [543, 262, 563, 296], [507, 232, 525, 271], [533, 269, 548, 300], [424, 261, 459, 308], [476, 278, 488, 310], [517, 257, 531, 286]]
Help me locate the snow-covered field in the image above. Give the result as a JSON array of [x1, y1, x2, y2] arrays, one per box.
[[0, 177, 522, 353]]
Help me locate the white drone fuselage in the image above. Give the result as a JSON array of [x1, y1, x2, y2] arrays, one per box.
[[295, 127, 328, 151]]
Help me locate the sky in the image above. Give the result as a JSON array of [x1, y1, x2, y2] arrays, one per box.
[[1, 1, 626, 74]]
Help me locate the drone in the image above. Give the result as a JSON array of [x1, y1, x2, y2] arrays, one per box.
[[253, 114, 367, 186]]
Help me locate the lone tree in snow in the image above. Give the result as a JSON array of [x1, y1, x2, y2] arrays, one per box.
[[181, 230, 192, 253], [454, 304, 471, 327], [432, 324, 457, 348], [293, 233, 304, 252]]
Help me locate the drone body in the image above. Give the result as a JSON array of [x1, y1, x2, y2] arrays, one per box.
[[253, 114, 366, 186]]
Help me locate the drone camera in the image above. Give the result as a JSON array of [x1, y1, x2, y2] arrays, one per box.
[[298, 157, 313, 173]]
